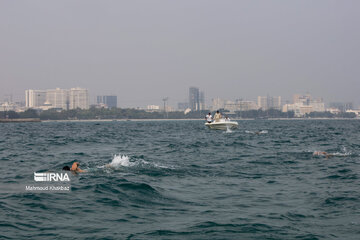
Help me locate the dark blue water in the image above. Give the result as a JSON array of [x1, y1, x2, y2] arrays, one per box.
[[1, 120, 359, 239]]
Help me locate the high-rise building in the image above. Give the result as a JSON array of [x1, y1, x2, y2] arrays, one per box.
[[235, 100, 259, 111], [189, 87, 200, 111], [46, 88, 70, 110], [293, 94, 311, 105], [257, 96, 281, 110], [146, 105, 160, 112], [310, 98, 325, 112], [70, 88, 89, 109], [212, 97, 225, 111], [200, 91, 205, 110], [25, 88, 89, 110], [283, 94, 325, 116], [25, 90, 46, 108], [223, 99, 259, 112], [329, 102, 353, 112], [97, 95, 117, 108]]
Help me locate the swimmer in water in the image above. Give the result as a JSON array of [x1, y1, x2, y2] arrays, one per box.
[[62, 162, 86, 173], [313, 151, 332, 159]]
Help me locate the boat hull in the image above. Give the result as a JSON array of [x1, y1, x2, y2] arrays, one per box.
[[205, 121, 238, 130]]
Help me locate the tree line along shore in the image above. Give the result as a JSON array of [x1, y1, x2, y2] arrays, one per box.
[[0, 108, 357, 121]]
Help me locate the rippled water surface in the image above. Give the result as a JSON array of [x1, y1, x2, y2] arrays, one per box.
[[1, 120, 360, 239]]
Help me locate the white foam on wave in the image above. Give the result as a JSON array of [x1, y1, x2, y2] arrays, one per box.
[[330, 152, 352, 157], [99, 154, 175, 170], [225, 126, 233, 133], [109, 154, 134, 167], [312, 147, 353, 157], [152, 162, 176, 169], [245, 130, 268, 134]]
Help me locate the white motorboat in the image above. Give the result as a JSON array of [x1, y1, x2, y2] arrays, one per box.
[[205, 119, 238, 130]]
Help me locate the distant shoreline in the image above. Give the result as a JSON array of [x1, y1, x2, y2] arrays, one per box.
[[0, 118, 41, 123], [40, 118, 360, 122], [1, 118, 358, 123]]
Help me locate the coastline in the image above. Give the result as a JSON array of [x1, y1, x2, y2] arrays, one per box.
[[1, 118, 358, 123], [40, 117, 360, 122], [0, 118, 41, 123]]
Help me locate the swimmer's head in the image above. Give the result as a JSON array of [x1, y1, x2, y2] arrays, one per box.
[[71, 161, 81, 171], [62, 166, 70, 171]]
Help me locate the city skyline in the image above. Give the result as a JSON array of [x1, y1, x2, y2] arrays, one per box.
[[2, 86, 357, 114], [1, 1, 360, 107], [0, 86, 359, 110]]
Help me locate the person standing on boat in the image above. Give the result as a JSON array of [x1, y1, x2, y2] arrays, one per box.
[[214, 111, 222, 122], [205, 112, 213, 123]]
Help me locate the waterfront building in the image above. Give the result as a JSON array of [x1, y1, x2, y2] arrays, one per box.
[[310, 98, 325, 112], [346, 109, 360, 117], [224, 100, 236, 113], [298, 105, 313, 116], [211, 98, 225, 111], [69, 88, 89, 110], [97, 95, 117, 109], [326, 108, 341, 114], [293, 94, 311, 105], [236, 100, 259, 111], [46, 88, 70, 110], [257, 96, 281, 110], [25, 90, 46, 108], [25, 88, 89, 110], [283, 94, 325, 116], [329, 102, 353, 112], [223, 99, 259, 113], [282, 104, 296, 113], [147, 105, 160, 112], [177, 102, 189, 111]]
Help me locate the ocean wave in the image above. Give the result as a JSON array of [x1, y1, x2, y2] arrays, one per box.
[[108, 154, 134, 167], [245, 130, 268, 134], [99, 154, 175, 170]]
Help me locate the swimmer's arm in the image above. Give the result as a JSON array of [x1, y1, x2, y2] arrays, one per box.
[[105, 164, 115, 169], [325, 154, 333, 159]]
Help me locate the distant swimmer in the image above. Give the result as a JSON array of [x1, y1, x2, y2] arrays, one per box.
[[71, 162, 86, 172], [313, 151, 332, 159], [205, 112, 213, 123], [246, 130, 267, 135], [63, 162, 86, 173]]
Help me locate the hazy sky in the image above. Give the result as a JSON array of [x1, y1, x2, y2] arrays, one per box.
[[1, 0, 359, 107]]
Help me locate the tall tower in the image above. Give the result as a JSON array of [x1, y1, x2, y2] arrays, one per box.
[[189, 87, 200, 111], [200, 91, 205, 110]]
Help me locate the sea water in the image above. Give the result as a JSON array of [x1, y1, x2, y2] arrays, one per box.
[[0, 120, 359, 239]]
